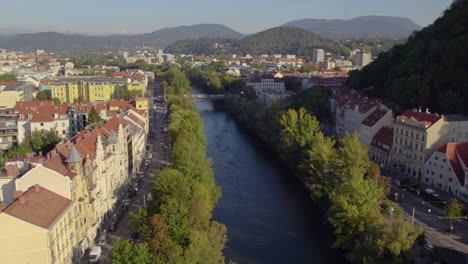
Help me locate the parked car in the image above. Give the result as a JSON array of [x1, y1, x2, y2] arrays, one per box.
[[128, 188, 137, 198], [97, 233, 107, 246], [89, 246, 102, 263], [424, 243, 434, 251], [122, 199, 131, 211], [425, 188, 439, 197]]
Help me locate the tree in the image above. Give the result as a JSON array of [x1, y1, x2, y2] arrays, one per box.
[[52, 97, 61, 104], [111, 239, 151, 264], [129, 208, 152, 237], [35, 91, 49, 101], [333, 66, 342, 71], [0, 73, 17, 81], [23, 129, 61, 154], [279, 108, 320, 148], [87, 106, 103, 125], [444, 198, 464, 226]]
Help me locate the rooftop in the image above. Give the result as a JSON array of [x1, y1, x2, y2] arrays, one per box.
[[362, 109, 389, 127], [371, 127, 394, 153], [397, 109, 442, 128], [436, 142, 468, 187], [1, 185, 72, 229]]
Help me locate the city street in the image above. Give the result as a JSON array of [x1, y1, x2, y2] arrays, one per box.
[[96, 80, 170, 263]]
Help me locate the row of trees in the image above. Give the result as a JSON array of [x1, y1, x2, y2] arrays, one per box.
[[113, 68, 228, 263], [183, 62, 244, 94], [225, 97, 422, 263]]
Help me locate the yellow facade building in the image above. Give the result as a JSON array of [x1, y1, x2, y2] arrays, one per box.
[[49, 77, 129, 103], [0, 185, 74, 264]]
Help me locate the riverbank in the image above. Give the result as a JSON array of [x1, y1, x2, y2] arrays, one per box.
[[223, 96, 422, 263], [196, 99, 343, 264]]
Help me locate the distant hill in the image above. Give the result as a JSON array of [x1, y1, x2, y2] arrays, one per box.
[[347, 0, 468, 115], [0, 24, 245, 51], [166, 27, 349, 56], [283, 16, 422, 40], [136, 24, 244, 48]]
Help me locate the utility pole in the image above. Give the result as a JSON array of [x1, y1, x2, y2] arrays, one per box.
[[412, 207, 415, 227]]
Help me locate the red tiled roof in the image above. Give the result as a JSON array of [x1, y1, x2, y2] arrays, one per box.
[[29, 112, 54, 122], [0, 81, 17, 86], [397, 109, 441, 128], [436, 142, 468, 186], [362, 109, 388, 127], [371, 127, 394, 153], [2, 185, 72, 229]]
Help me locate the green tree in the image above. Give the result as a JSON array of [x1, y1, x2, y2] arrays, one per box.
[[35, 91, 49, 101], [129, 208, 152, 237], [111, 239, 151, 264], [23, 129, 61, 154], [0, 73, 17, 81], [280, 108, 320, 148], [444, 198, 464, 225], [87, 106, 103, 125], [333, 66, 342, 71], [52, 97, 61, 104]]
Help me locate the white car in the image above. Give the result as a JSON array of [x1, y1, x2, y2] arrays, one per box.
[[424, 244, 434, 251]]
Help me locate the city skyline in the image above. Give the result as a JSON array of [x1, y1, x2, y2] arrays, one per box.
[[0, 0, 453, 35]]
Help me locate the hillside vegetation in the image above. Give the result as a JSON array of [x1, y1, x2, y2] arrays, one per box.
[[347, 0, 468, 114]]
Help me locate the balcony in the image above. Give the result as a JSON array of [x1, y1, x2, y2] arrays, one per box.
[[87, 183, 97, 192]]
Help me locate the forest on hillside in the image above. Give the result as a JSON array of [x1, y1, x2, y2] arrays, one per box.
[[347, 0, 468, 115]]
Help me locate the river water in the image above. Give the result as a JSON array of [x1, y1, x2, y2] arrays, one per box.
[[195, 99, 344, 264]]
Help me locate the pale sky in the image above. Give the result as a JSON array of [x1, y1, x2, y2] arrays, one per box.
[[0, 0, 454, 35]]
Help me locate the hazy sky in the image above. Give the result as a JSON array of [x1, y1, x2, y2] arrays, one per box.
[[0, 0, 453, 34]]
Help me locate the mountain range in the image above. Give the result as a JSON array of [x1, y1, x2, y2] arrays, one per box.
[[0, 16, 421, 51], [283, 16, 422, 40]]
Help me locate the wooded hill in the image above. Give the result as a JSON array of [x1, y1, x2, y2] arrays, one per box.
[[347, 0, 468, 115]]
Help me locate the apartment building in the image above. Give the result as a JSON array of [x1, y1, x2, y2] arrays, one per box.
[[0, 185, 74, 264], [369, 127, 394, 167], [360, 108, 394, 148], [0, 108, 147, 263], [2, 99, 147, 147], [312, 49, 325, 63], [334, 89, 385, 138], [391, 109, 446, 180], [424, 142, 468, 200], [245, 75, 285, 94], [0, 81, 36, 109]]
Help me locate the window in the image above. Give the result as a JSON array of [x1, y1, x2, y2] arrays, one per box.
[[411, 131, 413, 138], [40, 122, 44, 126], [429, 162, 432, 165], [426, 170, 429, 174], [448, 178, 453, 182], [449, 168, 451, 171], [416, 134, 419, 140], [440, 174, 443, 179], [406, 131, 408, 136], [435, 157, 438, 160], [422, 135, 425, 141], [443, 159, 446, 162]]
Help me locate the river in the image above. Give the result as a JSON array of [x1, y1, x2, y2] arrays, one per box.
[[195, 99, 344, 264]]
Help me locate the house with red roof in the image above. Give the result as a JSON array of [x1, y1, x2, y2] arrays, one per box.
[[360, 108, 394, 148], [1, 106, 148, 260], [0, 185, 74, 264], [334, 89, 388, 138], [369, 127, 394, 167], [391, 108, 447, 180], [424, 142, 468, 200]]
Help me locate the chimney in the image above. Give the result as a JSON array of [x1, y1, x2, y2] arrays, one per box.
[[34, 185, 41, 192], [19, 197, 26, 205], [426, 108, 430, 114], [13, 191, 23, 200], [0, 204, 7, 211]]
